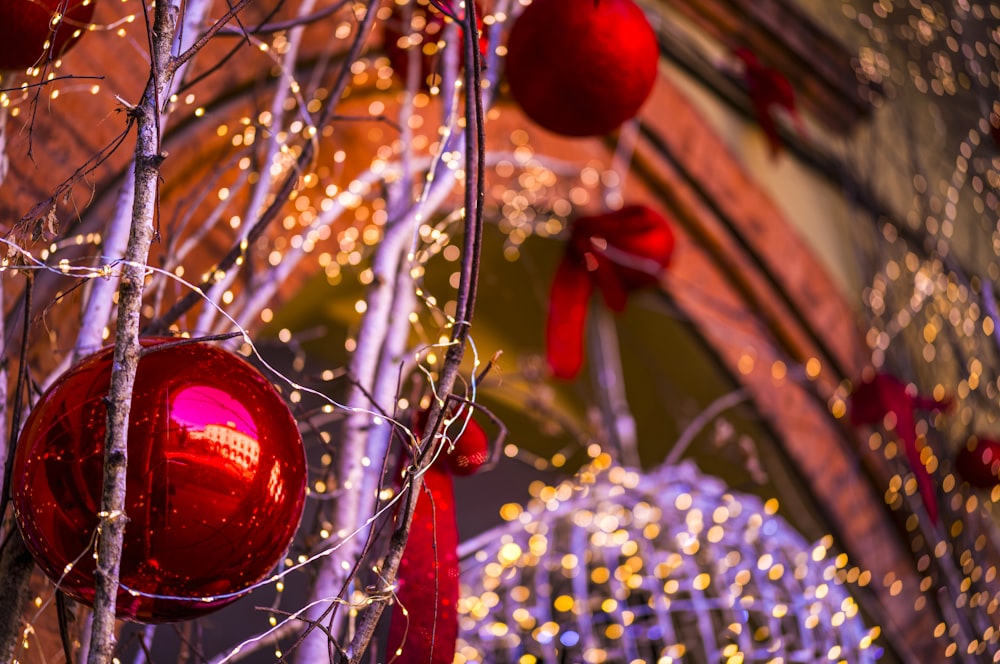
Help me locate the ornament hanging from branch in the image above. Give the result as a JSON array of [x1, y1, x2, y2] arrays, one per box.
[[387, 410, 490, 664], [503, 0, 659, 137], [0, 0, 96, 71], [546, 204, 675, 379], [11, 338, 307, 623]]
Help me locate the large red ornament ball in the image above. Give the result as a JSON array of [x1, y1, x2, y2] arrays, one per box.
[[504, 0, 659, 137], [0, 0, 96, 71], [11, 338, 307, 623], [955, 436, 1000, 489]]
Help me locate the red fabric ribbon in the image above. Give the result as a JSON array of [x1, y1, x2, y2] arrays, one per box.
[[849, 373, 949, 523], [387, 412, 489, 663], [733, 47, 805, 158], [546, 204, 675, 380]]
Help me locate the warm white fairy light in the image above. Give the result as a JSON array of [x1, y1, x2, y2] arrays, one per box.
[[838, 0, 1000, 658]]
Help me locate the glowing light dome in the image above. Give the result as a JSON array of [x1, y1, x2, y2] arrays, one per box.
[[457, 460, 880, 663]]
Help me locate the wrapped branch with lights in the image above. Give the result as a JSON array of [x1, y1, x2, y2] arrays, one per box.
[[1, 0, 498, 660]]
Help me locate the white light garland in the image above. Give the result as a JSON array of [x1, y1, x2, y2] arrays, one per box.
[[458, 459, 880, 664]]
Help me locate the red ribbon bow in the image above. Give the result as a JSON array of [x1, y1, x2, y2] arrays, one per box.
[[733, 47, 805, 158], [849, 373, 949, 523], [546, 204, 675, 380], [387, 412, 489, 663]]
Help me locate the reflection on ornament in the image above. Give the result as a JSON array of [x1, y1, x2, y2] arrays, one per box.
[[458, 460, 879, 663], [504, 0, 659, 137], [955, 436, 1000, 489], [0, 0, 96, 71], [11, 338, 307, 623]]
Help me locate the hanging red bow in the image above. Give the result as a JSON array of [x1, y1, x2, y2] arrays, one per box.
[[387, 411, 490, 663], [733, 47, 805, 158], [546, 204, 675, 380], [849, 373, 950, 523]]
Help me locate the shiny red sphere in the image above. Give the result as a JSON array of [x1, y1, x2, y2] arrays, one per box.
[[11, 338, 307, 623], [0, 0, 96, 71], [955, 437, 1000, 489], [504, 0, 659, 136]]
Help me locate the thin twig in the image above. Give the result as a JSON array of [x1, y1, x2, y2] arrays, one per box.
[[0, 274, 33, 524], [343, 0, 487, 657], [0, 272, 7, 499], [0, 532, 34, 663], [664, 388, 751, 467], [72, 163, 136, 360], [0, 274, 34, 663], [204, 620, 300, 664], [213, 0, 352, 36], [588, 304, 640, 468], [144, 0, 373, 335], [0, 74, 105, 95], [168, 0, 255, 75], [55, 591, 74, 664], [137, 331, 243, 356], [197, 0, 318, 334]]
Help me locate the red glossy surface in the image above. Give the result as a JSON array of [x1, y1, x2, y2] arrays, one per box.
[[0, 0, 96, 71], [504, 0, 659, 136], [12, 338, 307, 623]]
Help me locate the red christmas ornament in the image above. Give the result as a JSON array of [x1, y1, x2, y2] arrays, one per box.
[[11, 338, 307, 623], [384, 0, 486, 91], [546, 204, 675, 379], [955, 436, 1000, 489], [387, 410, 489, 663], [504, 0, 659, 137], [0, 0, 96, 71], [849, 372, 949, 523], [733, 47, 806, 159]]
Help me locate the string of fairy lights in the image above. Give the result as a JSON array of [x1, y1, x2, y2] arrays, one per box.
[[1, 0, 999, 661], [0, 3, 499, 660], [0, 3, 884, 661], [837, 0, 1000, 660]]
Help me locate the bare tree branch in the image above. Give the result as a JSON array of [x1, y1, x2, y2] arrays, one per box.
[[341, 1, 488, 658], [85, 0, 180, 659]]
